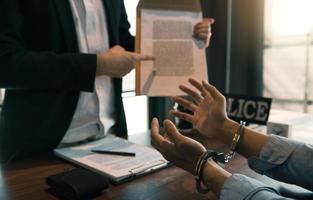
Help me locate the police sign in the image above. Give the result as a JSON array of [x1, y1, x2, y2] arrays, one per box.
[[226, 94, 272, 125]]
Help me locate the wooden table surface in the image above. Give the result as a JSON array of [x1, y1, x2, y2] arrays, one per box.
[[2, 110, 313, 200], [0, 132, 270, 200]]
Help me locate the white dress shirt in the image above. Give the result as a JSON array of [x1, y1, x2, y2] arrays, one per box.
[[61, 0, 116, 144]]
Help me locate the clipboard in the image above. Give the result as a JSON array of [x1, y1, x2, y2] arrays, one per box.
[[54, 135, 170, 184]]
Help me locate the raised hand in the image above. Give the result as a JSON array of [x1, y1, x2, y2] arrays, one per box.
[[193, 18, 215, 48], [170, 78, 235, 148]]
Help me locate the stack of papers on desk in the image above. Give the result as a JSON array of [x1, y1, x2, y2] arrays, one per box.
[[54, 135, 169, 183]]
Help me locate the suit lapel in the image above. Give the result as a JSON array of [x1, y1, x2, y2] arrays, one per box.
[[52, 0, 79, 52], [102, 0, 118, 47]]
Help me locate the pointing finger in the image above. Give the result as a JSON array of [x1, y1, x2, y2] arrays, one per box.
[[128, 52, 156, 61]]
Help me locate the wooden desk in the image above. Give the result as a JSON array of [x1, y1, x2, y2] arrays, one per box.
[[0, 132, 258, 200], [2, 116, 312, 200]]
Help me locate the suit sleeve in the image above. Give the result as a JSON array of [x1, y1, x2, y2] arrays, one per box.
[[118, 0, 135, 52], [0, 0, 96, 92]]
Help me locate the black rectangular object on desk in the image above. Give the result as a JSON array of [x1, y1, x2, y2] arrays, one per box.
[[46, 168, 109, 200]]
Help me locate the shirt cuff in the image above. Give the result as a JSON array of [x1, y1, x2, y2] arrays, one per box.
[[220, 174, 278, 200], [248, 135, 301, 174]]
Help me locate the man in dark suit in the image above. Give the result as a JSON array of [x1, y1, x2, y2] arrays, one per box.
[[0, 0, 154, 163], [0, 0, 213, 163]]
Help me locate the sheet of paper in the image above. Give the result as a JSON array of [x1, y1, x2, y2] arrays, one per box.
[[137, 9, 208, 96], [54, 135, 167, 181]]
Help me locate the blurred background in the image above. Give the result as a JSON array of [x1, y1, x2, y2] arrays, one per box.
[[1, 0, 312, 135]]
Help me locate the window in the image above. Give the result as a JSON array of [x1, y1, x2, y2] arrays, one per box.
[[263, 0, 313, 113], [123, 0, 148, 134]]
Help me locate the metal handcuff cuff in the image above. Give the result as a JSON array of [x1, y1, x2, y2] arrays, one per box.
[[195, 121, 246, 194]]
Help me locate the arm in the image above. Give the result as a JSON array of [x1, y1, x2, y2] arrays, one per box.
[[171, 78, 313, 191], [247, 135, 313, 191], [221, 120, 268, 159], [0, 0, 96, 91], [170, 78, 268, 157], [0, 0, 153, 91], [150, 118, 291, 199]]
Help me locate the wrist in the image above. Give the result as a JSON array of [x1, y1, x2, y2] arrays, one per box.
[[194, 151, 228, 194], [221, 119, 240, 147], [96, 53, 109, 76], [202, 160, 231, 196]]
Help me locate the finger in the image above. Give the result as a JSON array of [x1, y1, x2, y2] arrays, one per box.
[[151, 118, 166, 146], [194, 33, 210, 42], [194, 23, 210, 32], [179, 129, 194, 138], [169, 110, 194, 124], [128, 52, 156, 61], [171, 96, 197, 112], [201, 86, 211, 98], [196, 23, 213, 31], [179, 85, 203, 103], [188, 78, 211, 98], [163, 120, 183, 144], [202, 80, 223, 99], [188, 78, 203, 92], [194, 18, 215, 29], [204, 18, 215, 24], [193, 27, 210, 35]]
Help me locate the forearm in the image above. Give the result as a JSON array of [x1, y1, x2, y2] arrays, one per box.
[[201, 161, 288, 199], [220, 174, 286, 200], [248, 135, 313, 191], [221, 119, 268, 158], [201, 160, 231, 197], [0, 0, 97, 92], [0, 47, 96, 91]]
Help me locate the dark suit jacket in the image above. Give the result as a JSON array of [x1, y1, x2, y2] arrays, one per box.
[[0, 0, 134, 163]]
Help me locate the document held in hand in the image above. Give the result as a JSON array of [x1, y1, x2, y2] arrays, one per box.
[[136, 0, 208, 96], [54, 135, 169, 183]]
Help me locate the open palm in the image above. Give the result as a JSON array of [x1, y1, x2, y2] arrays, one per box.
[[170, 78, 229, 147]]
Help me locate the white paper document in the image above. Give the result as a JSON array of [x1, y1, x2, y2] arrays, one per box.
[[54, 135, 168, 183], [137, 9, 208, 96]]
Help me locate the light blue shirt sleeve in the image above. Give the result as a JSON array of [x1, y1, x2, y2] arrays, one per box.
[[248, 135, 313, 191], [220, 174, 292, 200], [220, 135, 313, 200]]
